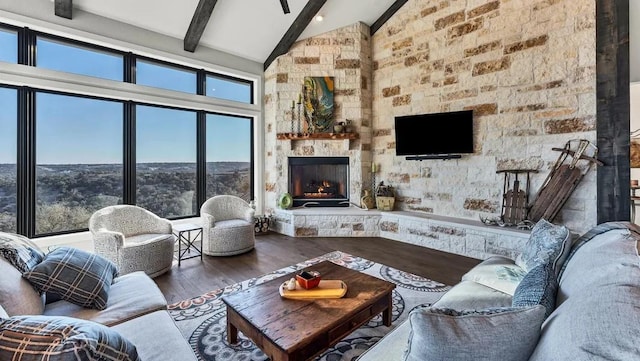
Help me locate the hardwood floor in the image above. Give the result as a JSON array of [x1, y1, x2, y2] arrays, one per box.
[[154, 233, 481, 304]]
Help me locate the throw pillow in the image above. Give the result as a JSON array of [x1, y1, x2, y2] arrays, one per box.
[[23, 247, 118, 310], [0, 231, 45, 273], [404, 305, 546, 361], [515, 219, 571, 274], [512, 262, 558, 319], [0, 315, 140, 361]]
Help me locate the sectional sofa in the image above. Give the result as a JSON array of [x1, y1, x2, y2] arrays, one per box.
[[0, 233, 196, 361], [358, 221, 640, 360]]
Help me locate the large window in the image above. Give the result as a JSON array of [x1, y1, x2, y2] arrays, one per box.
[[36, 37, 123, 81], [0, 87, 17, 232], [136, 60, 196, 94], [206, 74, 252, 103], [136, 105, 197, 217], [35, 93, 123, 235], [0, 29, 17, 63], [0, 24, 257, 238], [206, 114, 252, 201]]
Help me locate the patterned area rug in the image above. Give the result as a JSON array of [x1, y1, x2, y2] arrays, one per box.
[[168, 251, 451, 361]]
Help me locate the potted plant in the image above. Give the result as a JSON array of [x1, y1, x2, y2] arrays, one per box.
[[375, 181, 395, 211]]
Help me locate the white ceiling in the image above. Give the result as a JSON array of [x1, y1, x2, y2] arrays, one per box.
[[71, 0, 397, 63]]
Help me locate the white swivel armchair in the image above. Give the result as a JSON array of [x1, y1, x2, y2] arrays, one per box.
[[200, 195, 255, 256], [89, 205, 175, 278]]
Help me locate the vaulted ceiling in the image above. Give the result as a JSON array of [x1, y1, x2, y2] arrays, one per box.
[[54, 0, 406, 70]]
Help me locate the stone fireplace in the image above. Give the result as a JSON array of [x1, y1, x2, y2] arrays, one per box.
[[288, 157, 349, 207]]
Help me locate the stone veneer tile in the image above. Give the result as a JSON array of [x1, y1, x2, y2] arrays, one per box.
[[295, 227, 318, 237], [392, 37, 413, 51], [382, 85, 401, 97], [443, 89, 478, 101], [500, 103, 547, 113], [404, 52, 430, 67], [445, 59, 471, 75], [276, 73, 288, 83], [294, 57, 320, 64], [380, 221, 399, 232], [468, 1, 500, 19], [544, 116, 595, 134], [435, 10, 465, 31], [464, 103, 498, 116], [464, 40, 502, 57], [374, 129, 392, 137], [518, 80, 565, 92], [448, 18, 484, 39], [463, 198, 498, 212], [504, 35, 549, 55], [421, 6, 438, 18], [472, 56, 511, 76], [392, 94, 412, 107], [335, 59, 361, 69]]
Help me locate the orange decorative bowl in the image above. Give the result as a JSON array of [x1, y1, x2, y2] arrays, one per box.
[[296, 270, 321, 289]]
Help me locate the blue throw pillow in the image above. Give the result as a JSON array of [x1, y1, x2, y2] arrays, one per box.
[[0, 315, 140, 361], [405, 305, 546, 361], [22, 247, 118, 310], [516, 219, 571, 275], [512, 262, 558, 319]]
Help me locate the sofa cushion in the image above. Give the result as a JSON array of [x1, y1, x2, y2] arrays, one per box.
[[44, 271, 167, 326], [512, 262, 557, 318], [529, 224, 640, 360], [125, 233, 173, 246], [515, 219, 570, 274], [0, 315, 140, 361], [0, 258, 45, 316], [461, 256, 525, 295], [23, 247, 118, 310], [405, 305, 545, 361], [112, 310, 197, 361], [434, 280, 513, 310], [0, 232, 45, 273]]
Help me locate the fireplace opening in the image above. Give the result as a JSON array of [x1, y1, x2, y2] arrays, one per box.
[[288, 157, 349, 207]]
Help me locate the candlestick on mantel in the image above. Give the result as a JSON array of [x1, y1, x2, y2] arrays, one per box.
[[298, 93, 302, 104], [371, 163, 377, 173]]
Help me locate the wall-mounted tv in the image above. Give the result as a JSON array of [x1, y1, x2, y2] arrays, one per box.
[[394, 110, 474, 157]]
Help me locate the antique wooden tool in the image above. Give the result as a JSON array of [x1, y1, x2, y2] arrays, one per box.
[[498, 169, 537, 225], [528, 139, 602, 222]]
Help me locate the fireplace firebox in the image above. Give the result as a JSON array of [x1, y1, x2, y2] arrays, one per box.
[[288, 157, 349, 207]]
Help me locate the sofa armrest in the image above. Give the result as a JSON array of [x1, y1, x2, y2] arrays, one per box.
[[93, 229, 125, 248], [201, 213, 216, 229]]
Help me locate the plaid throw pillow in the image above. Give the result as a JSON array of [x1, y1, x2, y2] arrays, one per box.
[[0, 315, 140, 361], [0, 232, 45, 273], [23, 247, 118, 310]]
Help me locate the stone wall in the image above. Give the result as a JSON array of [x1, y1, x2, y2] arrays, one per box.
[[371, 0, 597, 233], [264, 23, 373, 213]]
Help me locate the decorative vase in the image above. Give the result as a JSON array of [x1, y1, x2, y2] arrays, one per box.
[[333, 124, 344, 133], [361, 189, 375, 209]]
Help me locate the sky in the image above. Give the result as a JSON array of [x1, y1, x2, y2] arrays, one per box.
[[0, 31, 252, 164]]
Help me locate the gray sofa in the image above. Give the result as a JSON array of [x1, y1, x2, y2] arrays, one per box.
[[0, 249, 197, 360], [358, 222, 640, 360]]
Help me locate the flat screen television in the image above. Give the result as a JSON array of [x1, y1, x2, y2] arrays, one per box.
[[394, 110, 474, 156]]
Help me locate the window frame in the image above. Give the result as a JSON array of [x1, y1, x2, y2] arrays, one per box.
[[0, 23, 260, 238], [0, 23, 20, 64], [34, 31, 126, 81], [134, 55, 198, 94], [205, 72, 255, 104]]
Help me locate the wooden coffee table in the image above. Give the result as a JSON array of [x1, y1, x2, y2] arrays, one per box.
[[222, 260, 396, 361]]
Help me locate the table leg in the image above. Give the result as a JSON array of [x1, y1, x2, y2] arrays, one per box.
[[227, 313, 238, 345], [383, 292, 392, 327]]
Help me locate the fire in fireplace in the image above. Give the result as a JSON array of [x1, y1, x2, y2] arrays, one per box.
[[288, 157, 349, 207]]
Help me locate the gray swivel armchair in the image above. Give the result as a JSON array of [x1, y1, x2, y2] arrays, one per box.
[[89, 205, 175, 277], [200, 195, 255, 256]]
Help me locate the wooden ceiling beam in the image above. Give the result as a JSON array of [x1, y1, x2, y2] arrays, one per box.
[[280, 0, 290, 14], [54, 0, 73, 19], [184, 0, 219, 52], [264, 0, 327, 71], [370, 0, 409, 35]]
